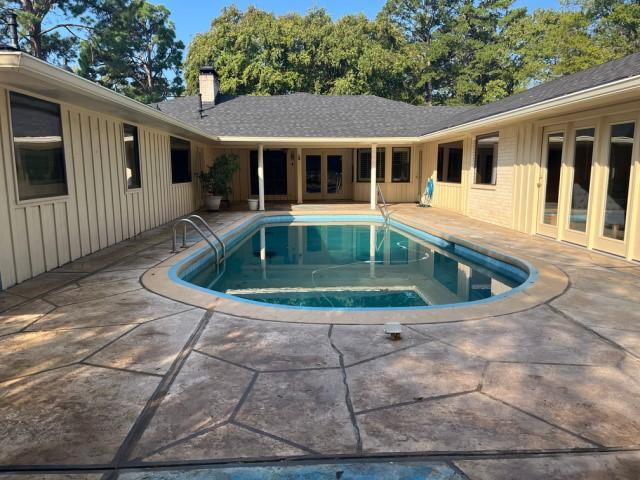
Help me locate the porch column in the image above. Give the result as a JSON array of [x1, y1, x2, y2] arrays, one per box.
[[296, 147, 303, 204], [370, 144, 377, 209], [258, 144, 265, 211]]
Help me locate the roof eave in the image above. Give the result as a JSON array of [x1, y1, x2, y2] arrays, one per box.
[[214, 136, 422, 147], [0, 51, 220, 143], [418, 74, 640, 141]]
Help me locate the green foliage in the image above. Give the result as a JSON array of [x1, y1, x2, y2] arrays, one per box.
[[197, 153, 240, 198], [77, 0, 184, 103], [183, 6, 421, 103], [0, 0, 94, 64], [185, 2, 638, 106]]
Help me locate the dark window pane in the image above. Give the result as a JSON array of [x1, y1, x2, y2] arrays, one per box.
[[437, 147, 444, 182], [448, 147, 463, 182], [170, 137, 191, 183], [250, 150, 288, 195], [544, 133, 564, 226], [10, 92, 67, 201], [327, 155, 343, 194], [306, 155, 321, 193], [392, 148, 411, 182], [123, 123, 141, 189], [569, 128, 595, 232], [357, 148, 385, 182], [603, 123, 635, 241], [437, 141, 463, 183], [475, 133, 499, 185]]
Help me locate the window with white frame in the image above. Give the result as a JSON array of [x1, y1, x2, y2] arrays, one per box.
[[357, 148, 385, 182], [392, 147, 411, 183], [10, 92, 68, 201], [123, 123, 141, 189], [474, 133, 499, 185], [170, 136, 192, 184], [437, 141, 463, 183]]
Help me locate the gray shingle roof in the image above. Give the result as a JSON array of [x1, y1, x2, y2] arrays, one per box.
[[155, 52, 640, 139], [424, 52, 640, 134], [154, 93, 471, 138]]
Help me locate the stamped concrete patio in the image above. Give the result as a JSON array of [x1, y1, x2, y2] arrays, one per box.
[[1, 205, 639, 479]]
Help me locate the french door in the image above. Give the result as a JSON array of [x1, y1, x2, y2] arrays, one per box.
[[536, 114, 639, 259], [303, 150, 349, 200], [537, 126, 566, 238], [560, 124, 598, 246]]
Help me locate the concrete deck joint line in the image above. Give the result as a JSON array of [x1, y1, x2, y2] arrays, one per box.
[[328, 325, 363, 454], [109, 310, 213, 467], [479, 391, 605, 448]]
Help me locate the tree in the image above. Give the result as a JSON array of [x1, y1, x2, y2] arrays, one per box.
[[378, 0, 459, 105], [183, 6, 419, 102], [505, 8, 612, 88], [0, 0, 95, 64], [78, 0, 184, 103], [442, 0, 525, 104]]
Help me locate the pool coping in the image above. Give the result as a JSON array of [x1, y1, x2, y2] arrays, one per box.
[[141, 209, 569, 324]]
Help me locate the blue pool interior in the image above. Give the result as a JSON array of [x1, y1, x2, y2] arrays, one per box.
[[179, 220, 530, 309]]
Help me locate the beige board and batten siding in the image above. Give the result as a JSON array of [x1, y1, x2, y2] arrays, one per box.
[[0, 86, 203, 289]]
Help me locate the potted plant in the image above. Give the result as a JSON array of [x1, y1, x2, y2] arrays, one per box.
[[197, 153, 240, 211]]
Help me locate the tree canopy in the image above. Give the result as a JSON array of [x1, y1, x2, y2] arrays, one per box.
[[0, 0, 184, 102], [0, 0, 637, 105], [184, 1, 639, 106], [77, 0, 184, 102]]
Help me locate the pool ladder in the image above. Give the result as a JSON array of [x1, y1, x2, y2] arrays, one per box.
[[172, 214, 226, 265], [377, 184, 391, 225]]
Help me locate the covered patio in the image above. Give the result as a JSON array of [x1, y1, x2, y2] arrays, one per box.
[[1, 205, 639, 478]]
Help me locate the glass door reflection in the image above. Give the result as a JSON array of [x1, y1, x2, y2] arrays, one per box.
[[326, 155, 343, 195], [305, 155, 321, 194]]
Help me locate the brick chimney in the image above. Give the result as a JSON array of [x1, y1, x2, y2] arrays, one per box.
[[199, 66, 220, 104]]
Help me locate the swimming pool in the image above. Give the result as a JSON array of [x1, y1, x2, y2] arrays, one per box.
[[177, 216, 530, 310]]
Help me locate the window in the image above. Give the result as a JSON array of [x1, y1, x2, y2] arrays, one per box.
[[392, 148, 411, 183], [10, 92, 67, 201], [250, 150, 288, 195], [170, 137, 191, 183], [475, 133, 498, 185], [357, 148, 385, 182], [603, 122, 635, 241], [437, 141, 463, 183], [123, 124, 141, 189]]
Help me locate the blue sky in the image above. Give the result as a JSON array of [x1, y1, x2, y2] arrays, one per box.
[[156, 0, 564, 50]]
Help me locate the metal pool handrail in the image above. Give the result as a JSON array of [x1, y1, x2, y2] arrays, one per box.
[[187, 214, 226, 261], [172, 219, 220, 264], [376, 184, 391, 224]]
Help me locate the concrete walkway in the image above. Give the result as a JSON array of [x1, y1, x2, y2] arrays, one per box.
[[0, 206, 639, 479]]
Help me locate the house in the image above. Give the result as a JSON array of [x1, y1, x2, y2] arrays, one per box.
[[0, 50, 639, 290]]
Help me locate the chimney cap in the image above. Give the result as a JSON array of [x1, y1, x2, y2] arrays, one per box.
[[199, 65, 219, 75]]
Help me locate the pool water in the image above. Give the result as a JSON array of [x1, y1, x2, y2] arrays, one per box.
[[182, 223, 525, 309]]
